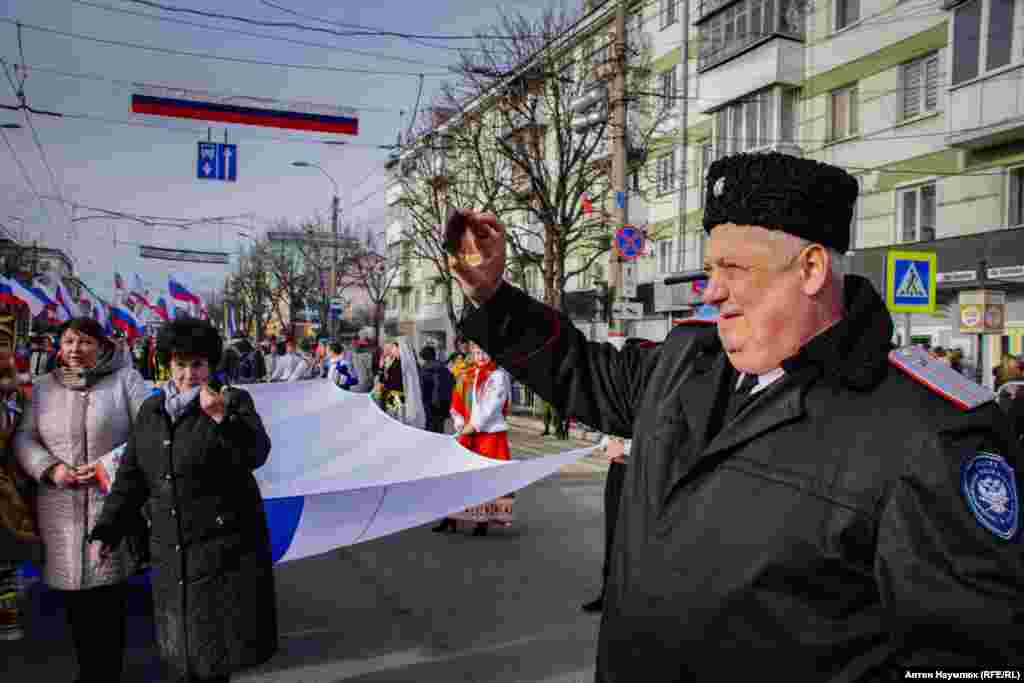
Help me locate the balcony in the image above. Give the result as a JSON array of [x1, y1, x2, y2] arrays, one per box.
[[696, 0, 805, 91], [947, 63, 1024, 149], [697, 36, 804, 115]]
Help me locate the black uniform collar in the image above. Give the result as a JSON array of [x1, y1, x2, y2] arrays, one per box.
[[780, 274, 895, 392]]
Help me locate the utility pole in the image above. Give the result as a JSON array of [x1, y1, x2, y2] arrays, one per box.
[[674, 0, 691, 277], [608, 0, 629, 342], [331, 193, 340, 339]]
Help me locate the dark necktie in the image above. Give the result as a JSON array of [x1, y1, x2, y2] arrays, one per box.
[[727, 373, 759, 420]]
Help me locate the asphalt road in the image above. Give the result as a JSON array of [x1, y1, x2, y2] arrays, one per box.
[[2, 424, 610, 682]]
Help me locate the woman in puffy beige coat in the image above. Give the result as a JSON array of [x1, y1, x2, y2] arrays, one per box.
[[14, 317, 152, 683]]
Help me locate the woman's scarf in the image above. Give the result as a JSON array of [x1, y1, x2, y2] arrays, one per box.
[[161, 379, 202, 424], [397, 338, 426, 430], [53, 346, 124, 390]]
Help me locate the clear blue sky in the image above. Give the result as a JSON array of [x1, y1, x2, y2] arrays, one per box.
[[0, 0, 562, 303]]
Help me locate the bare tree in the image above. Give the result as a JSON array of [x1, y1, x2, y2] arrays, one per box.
[[226, 240, 276, 339], [341, 226, 401, 346], [417, 2, 668, 310], [288, 214, 365, 340], [263, 220, 319, 339]]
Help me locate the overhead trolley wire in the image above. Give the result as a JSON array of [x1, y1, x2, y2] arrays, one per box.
[[0, 17, 453, 78]]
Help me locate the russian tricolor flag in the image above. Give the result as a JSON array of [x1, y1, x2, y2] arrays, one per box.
[[152, 296, 170, 322], [169, 277, 200, 306], [31, 279, 66, 322], [54, 282, 76, 321], [0, 276, 46, 317], [110, 305, 144, 340]]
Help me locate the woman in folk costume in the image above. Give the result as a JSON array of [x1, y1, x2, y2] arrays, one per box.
[[446, 339, 473, 434], [435, 342, 513, 537]]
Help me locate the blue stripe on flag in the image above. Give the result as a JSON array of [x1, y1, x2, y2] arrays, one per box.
[[264, 495, 304, 563]]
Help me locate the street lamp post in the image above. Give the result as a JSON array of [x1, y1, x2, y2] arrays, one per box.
[[292, 160, 341, 338]]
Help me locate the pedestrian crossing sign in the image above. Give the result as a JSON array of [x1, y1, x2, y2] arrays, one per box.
[[886, 250, 936, 313]]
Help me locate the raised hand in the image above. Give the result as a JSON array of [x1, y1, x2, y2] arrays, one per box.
[[444, 210, 507, 306]]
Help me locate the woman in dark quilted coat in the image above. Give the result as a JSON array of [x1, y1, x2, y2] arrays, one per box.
[[89, 317, 277, 683]]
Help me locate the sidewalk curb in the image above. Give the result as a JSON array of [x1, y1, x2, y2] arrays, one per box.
[[506, 414, 605, 444]]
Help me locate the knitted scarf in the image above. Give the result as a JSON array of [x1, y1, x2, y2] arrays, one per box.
[[161, 379, 202, 424]]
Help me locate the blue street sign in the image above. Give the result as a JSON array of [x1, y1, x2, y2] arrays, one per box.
[[615, 191, 625, 209], [197, 142, 218, 179], [886, 250, 936, 313], [197, 142, 238, 182], [219, 143, 237, 182]]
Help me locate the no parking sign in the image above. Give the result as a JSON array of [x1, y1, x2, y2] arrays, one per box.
[[615, 225, 645, 261]]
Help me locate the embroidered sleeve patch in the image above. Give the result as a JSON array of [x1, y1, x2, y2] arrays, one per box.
[[888, 346, 995, 410], [962, 452, 1019, 541]]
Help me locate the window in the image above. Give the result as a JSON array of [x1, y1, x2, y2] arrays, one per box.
[[679, 230, 706, 271], [898, 183, 937, 242], [1008, 167, 1024, 226], [829, 85, 858, 141], [657, 150, 677, 194], [658, 239, 676, 273], [659, 67, 678, 112], [902, 53, 940, 119], [780, 88, 798, 142], [579, 264, 592, 289], [987, 0, 1014, 71], [952, 0, 1016, 85], [716, 108, 729, 159], [661, 0, 678, 28], [700, 142, 714, 207], [836, 0, 859, 30], [714, 90, 776, 154], [953, 0, 982, 84], [525, 268, 538, 293]]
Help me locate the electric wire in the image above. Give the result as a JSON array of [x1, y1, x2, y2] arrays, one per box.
[[69, 0, 456, 69], [0, 17, 453, 78]]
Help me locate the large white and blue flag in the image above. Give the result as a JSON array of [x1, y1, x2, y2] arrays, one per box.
[[29, 381, 593, 567]]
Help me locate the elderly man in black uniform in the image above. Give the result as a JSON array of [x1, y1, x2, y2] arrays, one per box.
[[445, 152, 1024, 680]]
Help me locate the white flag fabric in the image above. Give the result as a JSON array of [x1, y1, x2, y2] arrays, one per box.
[[244, 381, 595, 562], [94, 381, 595, 564]]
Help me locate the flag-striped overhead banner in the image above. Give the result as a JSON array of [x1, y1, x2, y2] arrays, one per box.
[[131, 83, 359, 135]]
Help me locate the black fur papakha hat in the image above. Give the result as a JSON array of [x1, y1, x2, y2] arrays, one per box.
[[702, 152, 859, 254]]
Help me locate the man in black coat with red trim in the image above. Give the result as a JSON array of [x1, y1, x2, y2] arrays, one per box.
[[443, 152, 1024, 681]]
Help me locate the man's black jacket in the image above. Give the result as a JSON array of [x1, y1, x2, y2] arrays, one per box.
[[459, 275, 1024, 681]]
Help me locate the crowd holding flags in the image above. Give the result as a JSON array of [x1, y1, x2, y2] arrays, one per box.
[[0, 268, 214, 340]]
